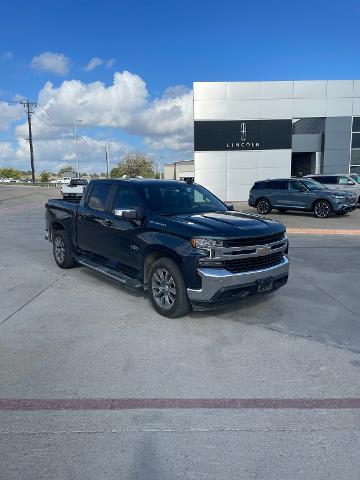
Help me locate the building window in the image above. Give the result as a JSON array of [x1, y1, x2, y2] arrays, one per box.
[[351, 149, 360, 174], [352, 117, 360, 132]]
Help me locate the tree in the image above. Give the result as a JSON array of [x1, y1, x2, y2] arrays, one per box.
[[58, 165, 74, 176], [0, 168, 21, 179], [110, 151, 155, 178], [39, 171, 51, 182]]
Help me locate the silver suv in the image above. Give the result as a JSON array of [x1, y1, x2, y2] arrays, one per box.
[[305, 174, 360, 205]]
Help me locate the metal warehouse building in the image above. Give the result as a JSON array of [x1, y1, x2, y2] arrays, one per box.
[[193, 80, 360, 201]]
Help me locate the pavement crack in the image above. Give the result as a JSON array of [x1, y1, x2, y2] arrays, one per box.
[[315, 284, 358, 318], [0, 278, 59, 327]]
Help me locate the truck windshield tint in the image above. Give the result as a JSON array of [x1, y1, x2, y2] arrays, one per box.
[[138, 183, 227, 215]]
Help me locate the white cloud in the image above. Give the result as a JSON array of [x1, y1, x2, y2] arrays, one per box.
[[0, 136, 129, 173], [1, 51, 13, 60], [84, 57, 103, 72], [106, 58, 116, 68], [31, 52, 70, 76], [26, 71, 193, 147], [3, 69, 193, 171], [0, 102, 24, 131]]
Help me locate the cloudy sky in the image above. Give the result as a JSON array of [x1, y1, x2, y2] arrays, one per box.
[[1, 0, 359, 173]]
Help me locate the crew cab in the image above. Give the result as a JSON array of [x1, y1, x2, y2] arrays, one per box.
[[45, 179, 289, 317]]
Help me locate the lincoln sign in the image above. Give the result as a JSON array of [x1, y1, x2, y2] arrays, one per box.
[[194, 119, 292, 151]]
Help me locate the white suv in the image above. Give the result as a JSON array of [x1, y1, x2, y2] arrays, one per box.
[[305, 174, 360, 205]]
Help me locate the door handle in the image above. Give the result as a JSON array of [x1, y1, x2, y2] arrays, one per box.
[[101, 219, 113, 227]]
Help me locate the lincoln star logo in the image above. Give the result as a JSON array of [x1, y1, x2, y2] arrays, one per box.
[[257, 246, 271, 256], [240, 122, 246, 142]]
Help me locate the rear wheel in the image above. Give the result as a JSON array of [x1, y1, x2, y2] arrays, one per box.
[[313, 200, 332, 218], [256, 198, 272, 215], [148, 257, 190, 318], [52, 230, 76, 268]]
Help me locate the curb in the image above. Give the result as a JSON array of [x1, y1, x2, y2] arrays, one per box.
[[287, 228, 360, 235]]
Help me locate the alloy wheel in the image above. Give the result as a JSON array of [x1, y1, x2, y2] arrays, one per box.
[[151, 268, 177, 310], [54, 236, 65, 264], [314, 201, 330, 218], [257, 199, 270, 214]]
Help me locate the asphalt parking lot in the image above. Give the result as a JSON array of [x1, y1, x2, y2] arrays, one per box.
[[1, 184, 360, 479]]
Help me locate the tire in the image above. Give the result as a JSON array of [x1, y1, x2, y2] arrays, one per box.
[[256, 198, 272, 215], [148, 257, 190, 318], [313, 200, 332, 218], [52, 230, 76, 269], [276, 208, 287, 213]]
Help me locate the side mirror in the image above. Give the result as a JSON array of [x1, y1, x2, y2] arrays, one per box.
[[114, 208, 142, 220], [225, 203, 234, 211]]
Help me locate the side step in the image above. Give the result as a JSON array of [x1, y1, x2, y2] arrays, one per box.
[[76, 257, 142, 289]]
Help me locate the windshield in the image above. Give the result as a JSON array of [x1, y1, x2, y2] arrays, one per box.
[[300, 179, 326, 190], [350, 174, 360, 184], [137, 182, 227, 215]]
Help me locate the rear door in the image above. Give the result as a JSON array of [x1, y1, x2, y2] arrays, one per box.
[[77, 182, 114, 257], [267, 180, 289, 207]]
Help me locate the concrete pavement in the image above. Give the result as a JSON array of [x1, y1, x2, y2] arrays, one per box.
[[0, 185, 359, 479]]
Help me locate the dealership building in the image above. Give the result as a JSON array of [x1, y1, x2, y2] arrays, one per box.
[[193, 80, 360, 201]]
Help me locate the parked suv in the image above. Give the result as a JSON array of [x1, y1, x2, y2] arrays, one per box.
[[248, 178, 357, 218], [305, 174, 360, 205]]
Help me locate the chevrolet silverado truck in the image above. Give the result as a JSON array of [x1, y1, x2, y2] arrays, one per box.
[[45, 179, 289, 317]]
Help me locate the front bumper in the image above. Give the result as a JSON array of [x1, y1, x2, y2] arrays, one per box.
[[334, 202, 356, 213], [187, 256, 289, 306]]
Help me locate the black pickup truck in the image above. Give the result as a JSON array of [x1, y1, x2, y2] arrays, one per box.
[[45, 179, 289, 317]]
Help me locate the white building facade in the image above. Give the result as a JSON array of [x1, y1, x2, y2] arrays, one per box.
[[194, 80, 360, 201]]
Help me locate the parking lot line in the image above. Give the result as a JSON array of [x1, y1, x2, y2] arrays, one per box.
[[287, 228, 360, 235], [0, 398, 360, 410]]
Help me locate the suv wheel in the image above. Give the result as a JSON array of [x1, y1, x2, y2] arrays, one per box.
[[148, 257, 190, 318], [53, 230, 76, 268], [256, 198, 272, 215], [313, 200, 332, 218]]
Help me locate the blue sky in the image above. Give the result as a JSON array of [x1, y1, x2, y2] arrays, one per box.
[[1, 0, 360, 173]]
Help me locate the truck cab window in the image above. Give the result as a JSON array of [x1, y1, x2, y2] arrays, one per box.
[[112, 185, 140, 211], [88, 183, 110, 211]]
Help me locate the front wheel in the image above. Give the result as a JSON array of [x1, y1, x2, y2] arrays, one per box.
[[148, 257, 190, 318], [313, 200, 332, 218], [256, 198, 272, 215]]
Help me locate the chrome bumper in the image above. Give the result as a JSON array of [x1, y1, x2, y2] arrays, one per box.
[[187, 256, 289, 303]]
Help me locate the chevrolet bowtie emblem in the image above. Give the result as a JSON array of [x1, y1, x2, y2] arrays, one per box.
[[257, 246, 271, 256]]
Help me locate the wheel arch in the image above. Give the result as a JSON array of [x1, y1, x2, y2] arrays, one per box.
[[143, 247, 182, 289], [311, 198, 332, 211]]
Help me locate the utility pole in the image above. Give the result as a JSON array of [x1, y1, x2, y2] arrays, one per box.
[[23, 100, 37, 183]]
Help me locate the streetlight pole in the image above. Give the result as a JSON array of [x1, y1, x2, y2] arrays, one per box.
[[105, 145, 110, 178], [74, 119, 83, 178]]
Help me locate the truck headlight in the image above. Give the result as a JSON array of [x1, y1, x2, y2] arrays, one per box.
[[191, 238, 224, 249]]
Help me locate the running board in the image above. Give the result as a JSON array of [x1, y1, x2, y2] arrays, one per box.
[[77, 257, 142, 288]]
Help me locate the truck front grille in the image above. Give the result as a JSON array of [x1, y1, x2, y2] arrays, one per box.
[[223, 251, 285, 273], [223, 233, 285, 248]]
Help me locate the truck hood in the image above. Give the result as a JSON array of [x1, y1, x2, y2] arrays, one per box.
[[163, 211, 285, 238]]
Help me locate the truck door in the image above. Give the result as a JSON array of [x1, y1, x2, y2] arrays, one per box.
[[77, 182, 114, 257], [104, 184, 144, 274]]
